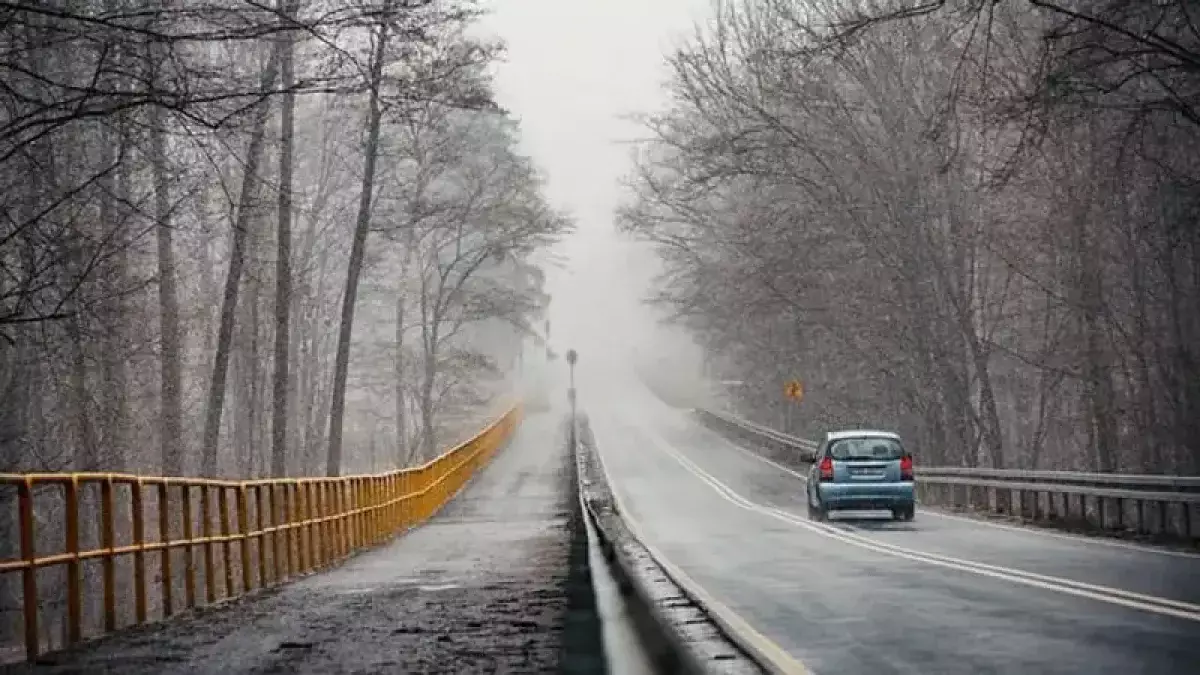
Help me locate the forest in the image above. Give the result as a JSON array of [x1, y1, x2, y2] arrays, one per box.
[[1, 0, 571, 649], [621, 0, 1200, 474], [0, 0, 566, 482]]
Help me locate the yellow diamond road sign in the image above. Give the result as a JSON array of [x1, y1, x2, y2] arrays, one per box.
[[784, 380, 804, 401]]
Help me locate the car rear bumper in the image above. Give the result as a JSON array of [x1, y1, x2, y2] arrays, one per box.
[[818, 481, 915, 510]]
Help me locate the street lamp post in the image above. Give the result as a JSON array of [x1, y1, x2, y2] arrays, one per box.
[[566, 348, 578, 447]]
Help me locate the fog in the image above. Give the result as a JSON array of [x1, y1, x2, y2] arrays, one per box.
[[480, 0, 712, 396]]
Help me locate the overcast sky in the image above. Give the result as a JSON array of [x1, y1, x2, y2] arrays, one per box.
[[478, 0, 711, 375]]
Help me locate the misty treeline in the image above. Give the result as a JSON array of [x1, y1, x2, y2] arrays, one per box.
[[0, 0, 567, 483], [622, 0, 1200, 473]]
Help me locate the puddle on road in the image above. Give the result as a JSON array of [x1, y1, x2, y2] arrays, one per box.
[[335, 579, 463, 595]]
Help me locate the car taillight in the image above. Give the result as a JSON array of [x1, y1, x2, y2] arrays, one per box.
[[818, 457, 834, 481], [900, 455, 914, 481]]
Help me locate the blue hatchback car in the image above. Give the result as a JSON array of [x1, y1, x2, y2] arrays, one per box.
[[806, 430, 915, 522]]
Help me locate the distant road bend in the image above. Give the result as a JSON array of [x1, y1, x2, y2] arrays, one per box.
[[583, 379, 1200, 675]]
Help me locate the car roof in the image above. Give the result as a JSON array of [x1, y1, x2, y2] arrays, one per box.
[[824, 430, 902, 442]]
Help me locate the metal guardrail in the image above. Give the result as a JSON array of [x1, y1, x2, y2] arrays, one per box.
[[694, 407, 1199, 544], [0, 404, 522, 663]]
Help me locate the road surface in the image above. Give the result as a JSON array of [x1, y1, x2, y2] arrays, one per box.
[[5, 411, 576, 675], [583, 379, 1200, 675]]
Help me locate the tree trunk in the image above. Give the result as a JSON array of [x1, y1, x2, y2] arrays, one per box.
[[326, 13, 391, 477], [395, 295, 407, 466], [271, 0, 297, 478], [1077, 215, 1118, 472], [150, 95, 183, 476], [247, 282, 263, 477], [201, 51, 281, 477], [420, 323, 439, 461]]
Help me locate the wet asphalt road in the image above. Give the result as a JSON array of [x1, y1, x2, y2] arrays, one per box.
[[6, 411, 573, 675], [583, 380, 1200, 675]]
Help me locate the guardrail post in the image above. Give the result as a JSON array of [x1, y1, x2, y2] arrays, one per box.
[[19, 478, 39, 661]]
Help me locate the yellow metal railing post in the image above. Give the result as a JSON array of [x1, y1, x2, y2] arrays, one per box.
[[355, 478, 363, 550], [406, 470, 414, 527], [201, 486, 215, 604], [132, 479, 147, 625], [183, 485, 196, 609], [218, 487, 232, 599], [391, 474, 399, 535], [287, 482, 298, 577], [303, 482, 315, 573], [271, 484, 283, 583], [238, 486, 251, 593], [315, 482, 326, 569], [257, 484, 269, 587], [369, 475, 379, 542], [65, 477, 82, 645], [366, 477, 376, 545], [341, 480, 351, 559], [19, 478, 38, 661], [101, 477, 116, 631], [356, 478, 365, 550], [159, 481, 173, 619]]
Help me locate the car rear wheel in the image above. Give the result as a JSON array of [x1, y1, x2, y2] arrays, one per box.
[[807, 497, 827, 522], [892, 505, 915, 522]]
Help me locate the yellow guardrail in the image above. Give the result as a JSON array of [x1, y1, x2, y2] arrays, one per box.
[[0, 403, 522, 662]]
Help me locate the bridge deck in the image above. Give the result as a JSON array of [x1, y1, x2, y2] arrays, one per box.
[[3, 412, 573, 675]]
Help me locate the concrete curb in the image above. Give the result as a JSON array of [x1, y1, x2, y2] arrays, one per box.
[[572, 412, 766, 675]]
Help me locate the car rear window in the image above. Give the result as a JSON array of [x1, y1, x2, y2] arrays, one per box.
[[829, 438, 904, 461]]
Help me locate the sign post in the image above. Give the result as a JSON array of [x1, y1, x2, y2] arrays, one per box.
[[783, 379, 804, 432]]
